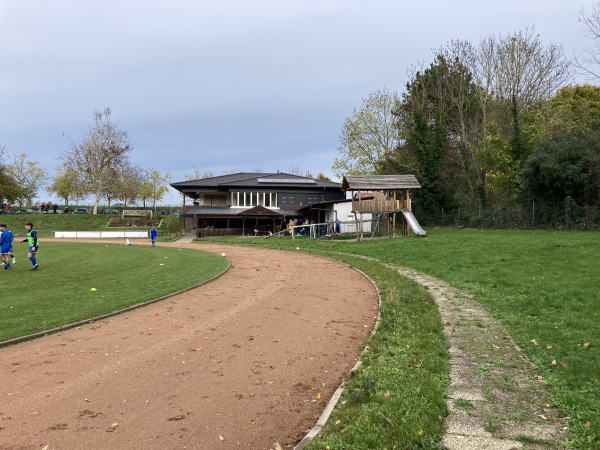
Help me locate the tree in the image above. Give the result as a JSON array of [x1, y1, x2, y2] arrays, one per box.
[[522, 84, 600, 205], [184, 165, 213, 180], [575, 2, 600, 80], [140, 169, 171, 211], [112, 164, 144, 206], [6, 152, 48, 207], [62, 107, 132, 214], [0, 147, 20, 203], [332, 88, 400, 178], [48, 166, 85, 207]]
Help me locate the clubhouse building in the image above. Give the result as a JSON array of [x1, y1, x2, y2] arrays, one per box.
[[170, 172, 345, 236]]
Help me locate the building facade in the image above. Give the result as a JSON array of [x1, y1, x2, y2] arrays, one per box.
[[170, 172, 345, 235]]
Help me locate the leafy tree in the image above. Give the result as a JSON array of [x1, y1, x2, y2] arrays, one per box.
[[48, 166, 84, 207], [6, 152, 48, 207], [522, 85, 600, 205], [62, 107, 132, 214], [0, 146, 19, 203], [391, 56, 483, 214], [332, 88, 400, 178], [523, 131, 600, 205], [113, 164, 144, 206], [140, 169, 171, 211]]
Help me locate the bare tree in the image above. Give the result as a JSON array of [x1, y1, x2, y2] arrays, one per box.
[[62, 108, 132, 214], [332, 87, 400, 178], [575, 2, 600, 80], [476, 26, 572, 113]]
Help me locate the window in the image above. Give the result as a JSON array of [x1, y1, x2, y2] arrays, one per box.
[[231, 192, 277, 208]]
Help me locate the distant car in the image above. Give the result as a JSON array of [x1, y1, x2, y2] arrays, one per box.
[[73, 208, 89, 214], [172, 210, 182, 217], [103, 208, 121, 214], [112, 202, 126, 207], [157, 210, 170, 215], [42, 209, 63, 214], [14, 209, 35, 214]]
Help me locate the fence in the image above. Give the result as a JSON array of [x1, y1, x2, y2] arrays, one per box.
[[415, 199, 600, 230]]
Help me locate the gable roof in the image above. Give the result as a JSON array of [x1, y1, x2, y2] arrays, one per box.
[[171, 172, 341, 189], [341, 175, 421, 191]]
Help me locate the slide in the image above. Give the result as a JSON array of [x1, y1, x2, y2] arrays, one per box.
[[401, 209, 426, 236]]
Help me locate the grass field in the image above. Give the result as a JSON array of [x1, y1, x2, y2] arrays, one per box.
[[0, 242, 228, 342], [2, 224, 598, 448], [199, 229, 600, 449], [0, 212, 169, 238]]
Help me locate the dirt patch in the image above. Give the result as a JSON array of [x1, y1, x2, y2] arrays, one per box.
[[0, 243, 378, 450]]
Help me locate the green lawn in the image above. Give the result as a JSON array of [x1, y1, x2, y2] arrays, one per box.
[[0, 242, 228, 342], [199, 229, 600, 449]]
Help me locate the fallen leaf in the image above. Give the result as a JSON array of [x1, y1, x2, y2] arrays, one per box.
[[585, 421, 592, 427], [385, 417, 394, 426], [384, 390, 391, 398], [583, 342, 590, 348], [559, 361, 568, 368], [531, 339, 538, 346], [546, 345, 553, 350], [90, 288, 97, 291], [219, 435, 224, 441], [549, 359, 557, 366], [316, 392, 321, 399], [418, 428, 425, 436], [539, 414, 548, 420], [335, 419, 341, 425]]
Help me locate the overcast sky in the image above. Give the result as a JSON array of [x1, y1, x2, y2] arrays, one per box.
[[0, 1, 597, 203]]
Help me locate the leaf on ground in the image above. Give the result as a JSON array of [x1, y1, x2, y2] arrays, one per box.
[[539, 414, 548, 420], [385, 417, 394, 426], [549, 359, 557, 366], [559, 361, 568, 368], [219, 435, 224, 441], [384, 390, 391, 398], [585, 421, 592, 427], [530, 339, 538, 346], [583, 341, 590, 348]]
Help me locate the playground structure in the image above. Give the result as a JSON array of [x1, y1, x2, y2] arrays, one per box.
[[341, 175, 426, 240]]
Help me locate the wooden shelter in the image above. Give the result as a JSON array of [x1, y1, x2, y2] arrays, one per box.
[[341, 175, 424, 239]]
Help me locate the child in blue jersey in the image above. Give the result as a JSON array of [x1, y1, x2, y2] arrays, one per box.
[[0, 224, 14, 270], [150, 225, 158, 246], [20, 222, 39, 271]]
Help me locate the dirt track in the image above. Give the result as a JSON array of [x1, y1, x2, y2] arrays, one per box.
[[0, 243, 378, 450]]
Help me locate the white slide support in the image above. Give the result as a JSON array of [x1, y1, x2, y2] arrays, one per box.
[[400, 209, 426, 236]]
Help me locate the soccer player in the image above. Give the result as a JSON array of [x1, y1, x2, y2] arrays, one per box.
[[150, 225, 158, 246], [0, 223, 13, 270], [20, 222, 39, 271]]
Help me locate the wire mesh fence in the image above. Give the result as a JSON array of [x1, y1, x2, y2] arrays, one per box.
[[415, 198, 600, 230]]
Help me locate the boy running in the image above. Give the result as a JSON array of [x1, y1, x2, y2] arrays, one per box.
[[0, 224, 13, 270], [20, 222, 39, 271]]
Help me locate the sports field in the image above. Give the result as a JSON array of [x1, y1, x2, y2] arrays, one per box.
[[0, 241, 228, 342]]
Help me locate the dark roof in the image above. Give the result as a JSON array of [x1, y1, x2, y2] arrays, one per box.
[[171, 172, 341, 189], [185, 206, 294, 216], [341, 175, 421, 191], [237, 205, 283, 217]]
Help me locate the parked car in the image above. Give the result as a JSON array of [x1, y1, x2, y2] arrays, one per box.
[[157, 210, 170, 215], [103, 208, 121, 214], [112, 202, 126, 207], [14, 209, 35, 214], [73, 208, 89, 214]]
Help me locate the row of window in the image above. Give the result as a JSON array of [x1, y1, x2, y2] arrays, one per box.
[[231, 192, 278, 207]]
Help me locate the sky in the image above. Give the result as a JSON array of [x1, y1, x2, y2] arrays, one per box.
[[0, 0, 597, 205]]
